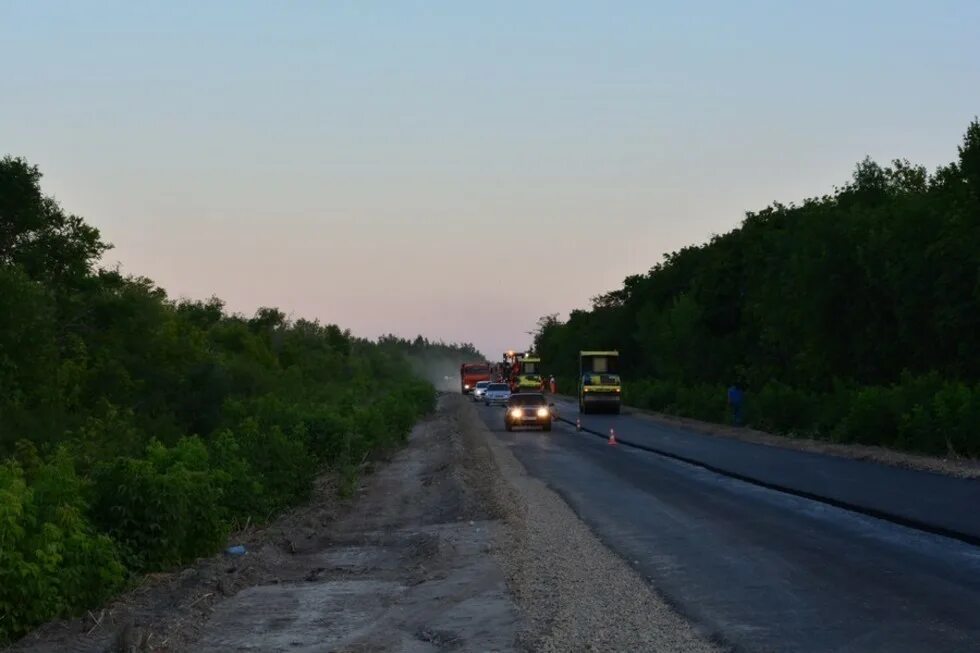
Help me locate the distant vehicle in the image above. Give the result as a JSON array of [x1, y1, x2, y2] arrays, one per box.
[[472, 380, 490, 400], [513, 354, 545, 393], [579, 350, 621, 414], [505, 393, 553, 432], [500, 350, 524, 385], [484, 383, 512, 406], [460, 362, 492, 394]]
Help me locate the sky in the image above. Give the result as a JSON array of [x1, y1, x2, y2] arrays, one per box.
[[2, 1, 979, 359]]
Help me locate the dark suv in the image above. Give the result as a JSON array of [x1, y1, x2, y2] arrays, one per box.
[[504, 393, 553, 432]]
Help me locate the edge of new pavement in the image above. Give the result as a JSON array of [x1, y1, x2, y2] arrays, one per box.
[[547, 394, 980, 548]]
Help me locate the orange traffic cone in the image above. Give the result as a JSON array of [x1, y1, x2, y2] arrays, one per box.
[[608, 428, 617, 446], [576, 418, 582, 431]]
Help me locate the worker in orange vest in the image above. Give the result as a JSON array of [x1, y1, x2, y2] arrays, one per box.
[[549, 375, 557, 394]]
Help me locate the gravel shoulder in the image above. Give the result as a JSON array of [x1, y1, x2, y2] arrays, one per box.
[[552, 394, 980, 479], [455, 397, 721, 652], [9, 394, 717, 653]]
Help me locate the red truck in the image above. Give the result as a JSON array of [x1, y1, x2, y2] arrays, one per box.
[[460, 362, 492, 394]]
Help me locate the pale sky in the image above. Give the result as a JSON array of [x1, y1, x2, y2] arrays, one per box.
[[3, 1, 979, 358]]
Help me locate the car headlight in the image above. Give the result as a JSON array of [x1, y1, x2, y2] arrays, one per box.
[[464, 384, 470, 389], [536, 407, 549, 418], [510, 408, 522, 419]]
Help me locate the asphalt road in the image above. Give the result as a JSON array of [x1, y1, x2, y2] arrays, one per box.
[[472, 398, 980, 653], [550, 397, 980, 544]]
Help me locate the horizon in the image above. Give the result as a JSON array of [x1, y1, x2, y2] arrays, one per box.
[[3, 1, 979, 357]]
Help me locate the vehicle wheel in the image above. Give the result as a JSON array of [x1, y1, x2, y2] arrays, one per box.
[[543, 422, 552, 432], [485, 401, 490, 407], [505, 421, 513, 432]]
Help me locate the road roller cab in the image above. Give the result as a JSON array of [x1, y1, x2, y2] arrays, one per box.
[[579, 350, 621, 414]]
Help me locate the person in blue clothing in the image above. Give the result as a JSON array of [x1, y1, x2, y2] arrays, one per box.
[[727, 382, 745, 426]]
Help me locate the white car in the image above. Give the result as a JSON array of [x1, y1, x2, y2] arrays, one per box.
[[472, 380, 490, 401], [484, 383, 512, 406]]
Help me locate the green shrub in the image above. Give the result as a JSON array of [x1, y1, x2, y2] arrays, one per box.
[[0, 156, 457, 643], [897, 380, 980, 456], [89, 439, 226, 570], [750, 382, 820, 434], [351, 405, 388, 461], [207, 428, 269, 522], [829, 386, 900, 445], [624, 379, 677, 412], [304, 408, 354, 462], [552, 376, 571, 399], [671, 383, 727, 423], [0, 457, 125, 644], [931, 382, 980, 456]]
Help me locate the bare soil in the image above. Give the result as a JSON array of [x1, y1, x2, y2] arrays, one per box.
[[9, 396, 517, 653]]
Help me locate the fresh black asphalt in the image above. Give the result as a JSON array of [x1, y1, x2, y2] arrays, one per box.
[[549, 398, 980, 545], [474, 399, 980, 652]]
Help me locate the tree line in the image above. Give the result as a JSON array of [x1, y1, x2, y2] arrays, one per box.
[[535, 120, 980, 457], [0, 157, 475, 643]]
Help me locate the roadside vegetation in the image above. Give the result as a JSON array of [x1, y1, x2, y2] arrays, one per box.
[[536, 120, 980, 458], [0, 157, 477, 644]]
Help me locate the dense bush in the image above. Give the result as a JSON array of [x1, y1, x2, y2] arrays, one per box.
[[0, 156, 459, 644], [89, 440, 228, 570], [534, 121, 980, 457], [0, 455, 125, 639], [748, 382, 821, 434]]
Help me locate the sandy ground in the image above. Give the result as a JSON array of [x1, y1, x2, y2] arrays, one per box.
[[552, 394, 980, 479], [8, 394, 718, 653]]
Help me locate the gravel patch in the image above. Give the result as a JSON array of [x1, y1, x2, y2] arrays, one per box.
[[454, 396, 721, 652]]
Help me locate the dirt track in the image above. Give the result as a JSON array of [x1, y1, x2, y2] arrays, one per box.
[[9, 394, 716, 652]]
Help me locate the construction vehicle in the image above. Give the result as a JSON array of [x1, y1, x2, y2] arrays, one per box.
[[579, 350, 621, 414], [460, 362, 492, 394], [513, 354, 545, 393], [499, 350, 524, 385]]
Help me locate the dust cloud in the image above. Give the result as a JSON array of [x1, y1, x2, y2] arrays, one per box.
[[405, 351, 483, 393]]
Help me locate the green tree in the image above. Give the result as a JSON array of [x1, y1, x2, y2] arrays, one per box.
[[533, 121, 980, 456]]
